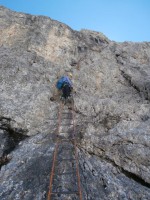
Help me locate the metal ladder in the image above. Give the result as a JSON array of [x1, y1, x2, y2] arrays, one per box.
[[47, 101, 82, 200]]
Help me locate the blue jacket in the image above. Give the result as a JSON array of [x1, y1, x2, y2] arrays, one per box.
[[56, 76, 73, 89], [62, 76, 73, 87]]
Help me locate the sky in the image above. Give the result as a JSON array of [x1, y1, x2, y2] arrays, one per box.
[[0, 0, 150, 42]]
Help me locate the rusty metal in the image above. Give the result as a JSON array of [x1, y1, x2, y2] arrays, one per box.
[[47, 142, 59, 200], [47, 102, 63, 200], [72, 102, 83, 200], [47, 99, 82, 200]]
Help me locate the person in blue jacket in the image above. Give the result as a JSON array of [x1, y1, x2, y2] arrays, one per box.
[[56, 73, 73, 100]]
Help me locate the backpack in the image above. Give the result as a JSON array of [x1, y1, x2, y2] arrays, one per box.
[[56, 76, 65, 90]]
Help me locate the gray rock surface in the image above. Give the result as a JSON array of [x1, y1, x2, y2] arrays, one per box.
[[0, 6, 150, 200]]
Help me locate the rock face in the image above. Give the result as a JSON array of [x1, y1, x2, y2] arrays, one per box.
[[0, 6, 150, 200]]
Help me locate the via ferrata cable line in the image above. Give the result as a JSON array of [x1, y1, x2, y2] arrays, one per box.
[[47, 100, 82, 200]]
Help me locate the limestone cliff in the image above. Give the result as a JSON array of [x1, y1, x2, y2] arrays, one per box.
[[0, 6, 150, 200]]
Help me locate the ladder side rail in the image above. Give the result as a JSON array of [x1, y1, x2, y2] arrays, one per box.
[[72, 102, 83, 200], [47, 102, 64, 200]]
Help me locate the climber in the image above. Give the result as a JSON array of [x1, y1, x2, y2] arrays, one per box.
[[56, 73, 73, 102]]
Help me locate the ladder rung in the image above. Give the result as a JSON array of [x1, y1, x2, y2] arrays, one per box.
[[59, 147, 74, 151], [59, 158, 76, 162], [59, 138, 75, 140], [51, 191, 79, 195], [61, 124, 73, 126], [62, 118, 72, 119], [55, 171, 76, 175], [58, 139, 75, 142], [58, 139, 70, 142]]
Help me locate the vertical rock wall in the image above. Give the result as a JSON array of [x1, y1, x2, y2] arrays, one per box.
[[0, 6, 150, 200]]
